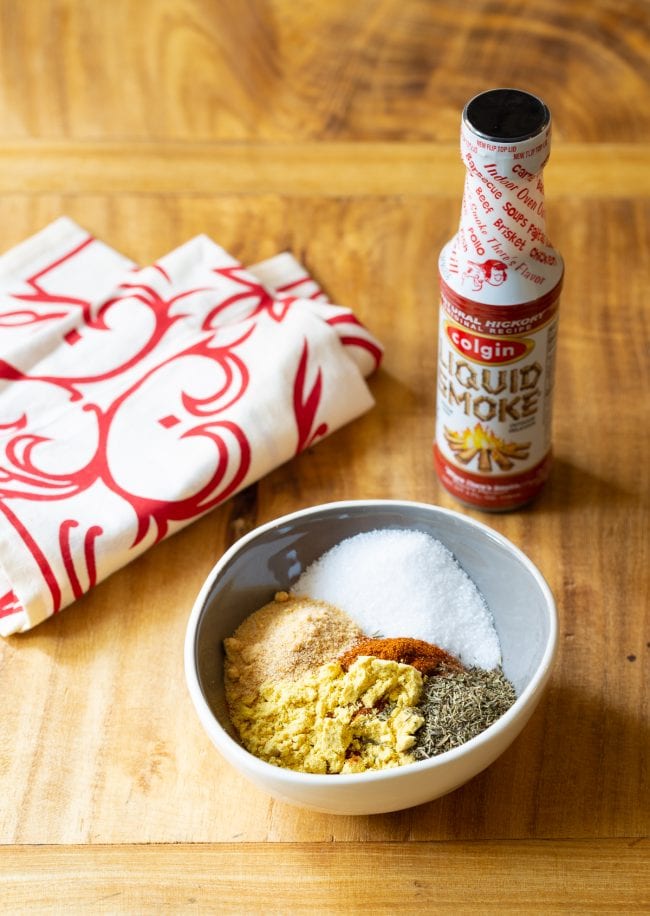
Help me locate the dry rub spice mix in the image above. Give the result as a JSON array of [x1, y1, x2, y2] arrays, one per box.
[[223, 529, 516, 775]]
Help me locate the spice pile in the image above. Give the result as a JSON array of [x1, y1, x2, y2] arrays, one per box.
[[223, 529, 516, 775]]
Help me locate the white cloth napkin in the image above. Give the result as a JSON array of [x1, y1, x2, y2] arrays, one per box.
[[0, 218, 382, 635]]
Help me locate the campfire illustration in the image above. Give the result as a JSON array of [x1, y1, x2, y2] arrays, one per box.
[[444, 424, 531, 472]]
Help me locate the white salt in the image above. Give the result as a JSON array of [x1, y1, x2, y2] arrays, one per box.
[[291, 529, 501, 669]]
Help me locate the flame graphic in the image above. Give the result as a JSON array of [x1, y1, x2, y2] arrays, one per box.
[[444, 424, 531, 472]]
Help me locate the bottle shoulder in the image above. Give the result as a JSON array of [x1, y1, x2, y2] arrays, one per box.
[[439, 237, 563, 307]]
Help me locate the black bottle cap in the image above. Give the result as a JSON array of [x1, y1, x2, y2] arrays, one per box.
[[463, 88, 550, 142]]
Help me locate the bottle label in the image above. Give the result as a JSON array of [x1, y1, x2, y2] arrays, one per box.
[[438, 121, 564, 306], [434, 279, 560, 510]]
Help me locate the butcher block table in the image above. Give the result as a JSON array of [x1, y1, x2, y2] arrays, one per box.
[[0, 1, 648, 912]]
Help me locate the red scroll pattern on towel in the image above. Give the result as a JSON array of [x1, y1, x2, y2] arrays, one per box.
[[0, 223, 382, 631]]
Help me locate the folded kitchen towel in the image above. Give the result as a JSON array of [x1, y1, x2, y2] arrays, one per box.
[[0, 218, 382, 635]]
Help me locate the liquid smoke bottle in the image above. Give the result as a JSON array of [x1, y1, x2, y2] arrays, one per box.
[[434, 88, 563, 511]]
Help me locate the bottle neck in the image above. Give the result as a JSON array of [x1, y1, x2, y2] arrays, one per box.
[[439, 123, 563, 305]]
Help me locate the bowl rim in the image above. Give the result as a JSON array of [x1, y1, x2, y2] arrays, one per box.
[[184, 498, 558, 785]]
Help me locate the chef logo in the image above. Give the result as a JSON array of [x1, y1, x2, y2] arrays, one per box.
[[462, 259, 508, 291]]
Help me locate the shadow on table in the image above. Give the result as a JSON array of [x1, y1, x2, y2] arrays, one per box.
[[359, 680, 649, 841], [532, 455, 643, 513]]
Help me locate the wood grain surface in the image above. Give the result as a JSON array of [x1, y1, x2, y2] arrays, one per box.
[[0, 0, 648, 912], [1, 841, 648, 914]]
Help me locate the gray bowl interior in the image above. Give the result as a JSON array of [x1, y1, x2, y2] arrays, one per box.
[[194, 504, 551, 741]]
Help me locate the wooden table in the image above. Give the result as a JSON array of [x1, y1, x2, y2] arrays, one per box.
[[1, 1, 648, 912]]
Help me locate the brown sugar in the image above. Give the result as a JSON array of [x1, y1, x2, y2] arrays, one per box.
[[223, 592, 364, 707], [339, 636, 464, 676]]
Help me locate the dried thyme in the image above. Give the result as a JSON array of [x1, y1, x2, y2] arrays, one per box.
[[413, 665, 516, 759]]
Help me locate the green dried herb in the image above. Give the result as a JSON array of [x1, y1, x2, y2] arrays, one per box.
[[413, 664, 516, 759]]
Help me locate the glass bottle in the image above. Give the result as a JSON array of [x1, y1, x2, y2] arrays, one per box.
[[434, 88, 563, 510]]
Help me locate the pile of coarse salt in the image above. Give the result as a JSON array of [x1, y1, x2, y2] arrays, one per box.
[[291, 529, 501, 670]]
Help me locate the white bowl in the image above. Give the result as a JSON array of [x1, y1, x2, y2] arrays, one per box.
[[184, 500, 557, 815]]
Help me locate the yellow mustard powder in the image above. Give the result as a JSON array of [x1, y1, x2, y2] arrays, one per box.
[[230, 656, 425, 774]]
